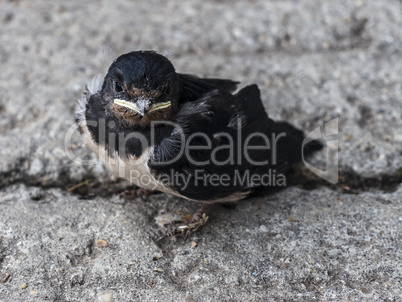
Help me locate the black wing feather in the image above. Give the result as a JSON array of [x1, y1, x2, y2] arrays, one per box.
[[178, 73, 239, 104]]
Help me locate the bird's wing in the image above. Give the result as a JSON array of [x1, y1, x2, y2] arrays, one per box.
[[177, 73, 239, 104], [150, 85, 319, 201]]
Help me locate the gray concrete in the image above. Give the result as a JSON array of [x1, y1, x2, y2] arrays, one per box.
[[0, 1, 401, 301]]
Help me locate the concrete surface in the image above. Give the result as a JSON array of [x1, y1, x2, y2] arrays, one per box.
[[0, 1, 401, 301]]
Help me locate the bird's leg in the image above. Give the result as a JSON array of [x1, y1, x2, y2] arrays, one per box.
[[119, 188, 155, 200], [158, 203, 210, 241]]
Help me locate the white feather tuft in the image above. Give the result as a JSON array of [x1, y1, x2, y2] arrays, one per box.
[[75, 93, 89, 126], [75, 74, 104, 126], [87, 73, 103, 95]]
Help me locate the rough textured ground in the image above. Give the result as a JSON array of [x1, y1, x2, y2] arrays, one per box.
[[0, 1, 401, 301]]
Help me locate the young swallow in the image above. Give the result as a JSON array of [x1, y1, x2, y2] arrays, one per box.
[[75, 50, 322, 239]]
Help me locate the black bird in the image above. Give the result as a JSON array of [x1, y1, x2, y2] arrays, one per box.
[[76, 50, 321, 239]]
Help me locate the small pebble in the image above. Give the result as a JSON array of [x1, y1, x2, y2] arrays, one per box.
[[21, 283, 28, 289], [2, 273, 11, 283], [154, 268, 164, 273], [98, 291, 113, 302], [345, 134, 353, 140], [96, 239, 109, 247], [191, 241, 198, 248]]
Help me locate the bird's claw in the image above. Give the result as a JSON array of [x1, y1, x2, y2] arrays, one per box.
[[158, 213, 209, 241]]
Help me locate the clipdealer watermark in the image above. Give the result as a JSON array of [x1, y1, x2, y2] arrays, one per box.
[[65, 117, 339, 188], [129, 168, 287, 191]]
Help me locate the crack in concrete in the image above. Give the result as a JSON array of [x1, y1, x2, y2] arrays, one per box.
[[1, 157, 401, 199]]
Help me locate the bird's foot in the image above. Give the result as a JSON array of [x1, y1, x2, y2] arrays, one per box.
[[158, 204, 210, 241], [119, 188, 155, 200]]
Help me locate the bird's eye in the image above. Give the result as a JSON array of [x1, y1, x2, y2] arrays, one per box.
[[114, 81, 124, 93]]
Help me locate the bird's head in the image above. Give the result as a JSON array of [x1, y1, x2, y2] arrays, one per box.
[[102, 51, 179, 127]]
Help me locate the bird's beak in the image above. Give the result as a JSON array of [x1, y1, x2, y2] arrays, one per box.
[[135, 99, 152, 116], [114, 99, 171, 116], [147, 101, 172, 113], [113, 99, 143, 115]]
